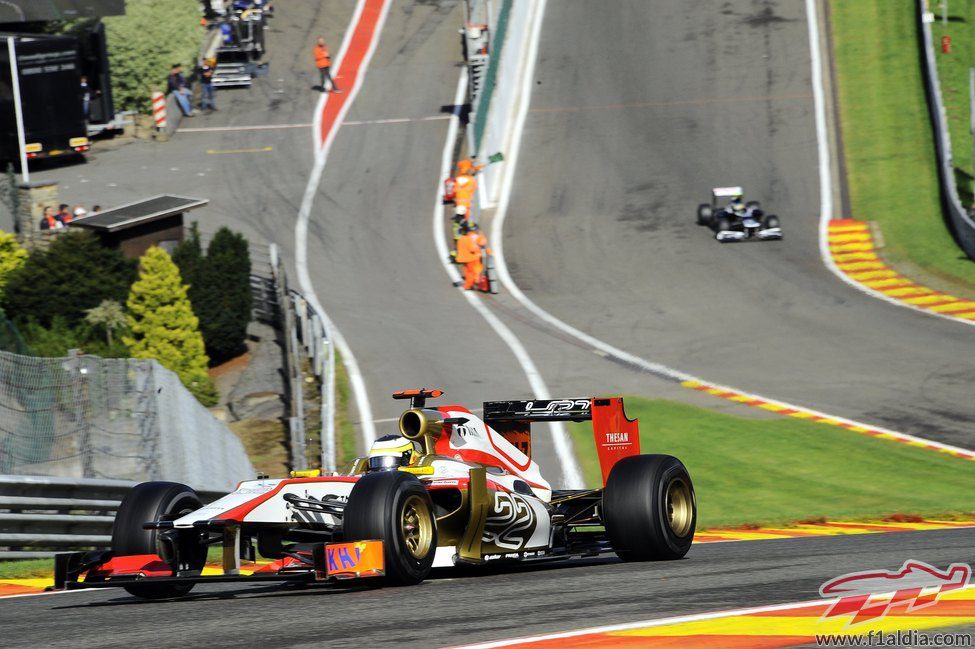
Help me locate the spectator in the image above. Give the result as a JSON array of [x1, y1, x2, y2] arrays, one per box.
[[80, 75, 91, 120], [72, 205, 88, 220], [199, 58, 216, 112], [57, 204, 71, 225], [92, 205, 102, 214], [167, 64, 194, 117], [313, 37, 341, 93], [39, 206, 62, 230]]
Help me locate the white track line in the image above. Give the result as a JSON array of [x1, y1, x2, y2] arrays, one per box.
[[179, 123, 313, 133], [0, 587, 101, 600], [448, 582, 975, 648], [432, 68, 582, 490], [444, 598, 826, 649], [296, 0, 393, 448], [807, 0, 975, 330], [489, 0, 975, 460]]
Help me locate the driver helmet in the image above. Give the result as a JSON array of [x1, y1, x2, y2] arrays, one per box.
[[367, 435, 420, 472], [731, 196, 745, 211], [455, 204, 468, 216]]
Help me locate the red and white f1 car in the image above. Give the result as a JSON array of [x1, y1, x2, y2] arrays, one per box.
[[55, 390, 696, 599]]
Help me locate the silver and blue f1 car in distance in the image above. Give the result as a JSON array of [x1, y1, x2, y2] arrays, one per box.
[[696, 186, 783, 242], [53, 389, 696, 600]]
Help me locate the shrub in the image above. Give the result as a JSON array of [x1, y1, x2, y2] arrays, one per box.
[[103, 0, 204, 113], [2, 231, 136, 328], [124, 247, 217, 406], [0, 231, 28, 301]]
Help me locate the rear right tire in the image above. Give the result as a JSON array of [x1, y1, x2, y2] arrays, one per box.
[[603, 455, 696, 561]]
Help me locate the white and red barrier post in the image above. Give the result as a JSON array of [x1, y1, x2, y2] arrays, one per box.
[[151, 90, 167, 130]]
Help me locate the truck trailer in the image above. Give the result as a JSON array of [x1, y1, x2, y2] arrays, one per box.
[[1, 32, 90, 164]]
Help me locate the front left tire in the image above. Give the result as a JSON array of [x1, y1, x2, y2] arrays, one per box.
[[343, 471, 438, 585], [111, 481, 206, 599]]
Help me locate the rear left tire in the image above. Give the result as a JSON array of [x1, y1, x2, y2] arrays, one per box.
[[602, 455, 696, 561]]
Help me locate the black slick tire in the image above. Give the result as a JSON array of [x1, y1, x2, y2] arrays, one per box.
[[111, 481, 205, 599], [343, 471, 437, 585], [696, 204, 712, 226], [602, 455, 696, 561]]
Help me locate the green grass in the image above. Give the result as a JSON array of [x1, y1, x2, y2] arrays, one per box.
[[0, 558, 53, 580], [830, 1, 975, 289], [569, 397, 975, 529], [334, 350, 359, 469]]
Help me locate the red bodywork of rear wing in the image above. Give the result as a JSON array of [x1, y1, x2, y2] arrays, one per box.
[[482, 397, 640, 485]]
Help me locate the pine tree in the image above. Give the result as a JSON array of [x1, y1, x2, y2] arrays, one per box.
[[0, 231, 28, 301], [123, 247, 217, 406], [171, 221, 204, 290], [196, 227, 252, 364]]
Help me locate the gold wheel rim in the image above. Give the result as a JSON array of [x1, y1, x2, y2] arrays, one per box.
[[665, 478, 693, 537], [400, 494, 433, 559]]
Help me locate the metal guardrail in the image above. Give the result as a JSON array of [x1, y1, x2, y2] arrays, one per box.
[[265, 245, 337, 474], [0, 476, 222, 559], [917, 0, 975, 261]]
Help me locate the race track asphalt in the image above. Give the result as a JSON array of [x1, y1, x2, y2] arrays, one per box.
[[500, 0, 975, 449], [1, 528, 971, 648]]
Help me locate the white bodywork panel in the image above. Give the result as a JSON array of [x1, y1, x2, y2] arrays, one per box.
[[438, 408, 552, 501], [172, 479, 356, 527]]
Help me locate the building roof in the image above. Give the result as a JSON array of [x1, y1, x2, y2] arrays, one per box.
[[70, 195, 208, 233]]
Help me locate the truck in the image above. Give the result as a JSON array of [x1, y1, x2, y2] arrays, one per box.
[[0, 32, 90, 163]]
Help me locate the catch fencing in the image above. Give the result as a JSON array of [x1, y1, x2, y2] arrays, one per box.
[[916, 0, 975, 260], [0, 349, 254, 492]]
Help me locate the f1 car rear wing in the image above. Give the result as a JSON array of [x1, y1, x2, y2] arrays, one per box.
[[712, 186, 743, 198], [483, 397, 641, 485]]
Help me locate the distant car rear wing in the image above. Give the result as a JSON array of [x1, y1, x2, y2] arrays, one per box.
[[483, 397, 641, 485], [712, 186, 743, 198]]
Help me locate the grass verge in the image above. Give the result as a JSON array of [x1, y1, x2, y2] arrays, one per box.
[[830, 1, 975, 289], [0, 558, 53, 580], [333, 350, 360, 469], [569, 397, 975, 529]]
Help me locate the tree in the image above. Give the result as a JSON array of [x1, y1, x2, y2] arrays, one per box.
[[85, 299, 127, 346], [2, 230, 136, 327], [171, 221, 204, 290], [0, 231, 28, 301], [123, 247, 217, 406], [176, 227, 252, 365], [103, 0, 204, 113]]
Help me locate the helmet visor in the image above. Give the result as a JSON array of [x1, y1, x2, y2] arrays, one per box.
[[367, 455, 402, 471]]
